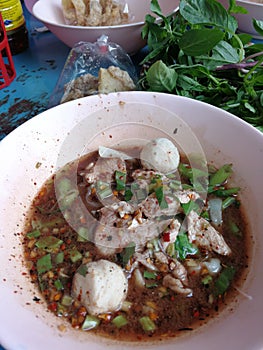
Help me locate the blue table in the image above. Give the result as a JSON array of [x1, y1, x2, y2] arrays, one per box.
[[0, 5, 70, 141]]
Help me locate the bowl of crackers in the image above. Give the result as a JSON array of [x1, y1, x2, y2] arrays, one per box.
[[32, 0, 179, 54]]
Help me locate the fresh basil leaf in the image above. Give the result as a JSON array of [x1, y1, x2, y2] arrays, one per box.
[[179, 0, 236, 33], [199, 41, 240, 69], [253, 19, 263, 37], [176, 74, 204, 92], [228, 0, 249, 14], [146, 60, 177, 92], [174, 233, 199, 260], [179, 28, 224, 56], [150, 0, 163, 17]]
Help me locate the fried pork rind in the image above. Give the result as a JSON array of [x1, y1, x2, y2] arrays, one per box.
[[61, 66, 136, 103], [61, 73, 99, 103], [98, 66, 136, 94], [62, 0, 130, 26]]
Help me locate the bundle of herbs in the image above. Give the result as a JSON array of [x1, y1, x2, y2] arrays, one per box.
[[140, 0, 263, 131]]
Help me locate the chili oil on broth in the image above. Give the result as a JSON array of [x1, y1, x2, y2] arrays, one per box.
[[22, 146, 250, 342]]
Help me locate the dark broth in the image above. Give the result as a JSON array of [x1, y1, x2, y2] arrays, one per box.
[[22, 148, 250, 341]]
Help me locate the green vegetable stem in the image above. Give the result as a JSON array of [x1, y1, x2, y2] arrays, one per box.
[[140, 0, 263, 131]]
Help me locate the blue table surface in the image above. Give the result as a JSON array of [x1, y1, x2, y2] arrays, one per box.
[[0, 5, 70, 141]]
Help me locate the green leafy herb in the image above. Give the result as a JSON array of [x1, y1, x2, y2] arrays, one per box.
[[82, 315, 100, 331], [174, 233, 199, 260], [144, 270, 157, 279], [119, 243, 136, 267], [139, 316, 156, 332], [214, 266, 235, 296], [35, 236, 63, 252], [26, 229, 41, 239], [77, 264, 88, 277], [69, 249, 82, 263], [96, 180, 112, 200], [181, 200, 200, 215], [209, 164, 233, 186], [154, 186, 168, 209], [115, 171, 127, 191], [36, 254, 52, 274], [54, 279, 64, 291], [140, 0, 263, 131], [112, 315, 128, 328], [55, 251, 64, 264]]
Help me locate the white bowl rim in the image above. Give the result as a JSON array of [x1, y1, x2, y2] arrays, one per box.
[[236, 0, 263, 6]]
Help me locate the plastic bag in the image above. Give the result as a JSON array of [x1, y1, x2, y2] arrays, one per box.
[[49, 35, 138, 108], [62, 0, 131, 26]]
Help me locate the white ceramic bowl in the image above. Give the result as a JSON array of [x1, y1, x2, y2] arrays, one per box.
[[32, 0, 179, 54], [0, 91, 263, 350], [219, 0, 263, 39]]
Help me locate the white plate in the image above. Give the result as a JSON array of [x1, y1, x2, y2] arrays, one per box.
[[0, 91, 263, 350]]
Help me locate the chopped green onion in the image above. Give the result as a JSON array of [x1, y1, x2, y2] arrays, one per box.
[[56, 303, 67, 316], [77, 264, 88, 277], [96, 180, 112, 199], [145, 281, 158, 288], [222, 197, 238, 210], [169, 180, 181, 190], [155, 186, 168, 209], [214, 266, 235, 296], [202, 275, 213, 286], [119, 243, 135, 267], [166, 242, 175, 257], [26, 229, 41, 239], [139, 316, 156, 332], [112, 315, 128, 328], [212, 187, 240, 197], [143, 271, 157, 279], [228, 220, 242, 237], [60, 190, 79, 208], [32, 217, 65, 230], [54, 279, 64, 290], [35, 236, 63, 252], [209, 164, 233, 186], [82, 315, 100, 331], [61, 295, 73, 306], [57, 178, 72, 197], [115, 171, 126, 191], [121, 301, 132, 312], [124, 188, 133, 201], [36, 254, 52, 274], [77, 226, 91, 241], [55, 251, 64, 264], [69, 249, 82, 263]]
